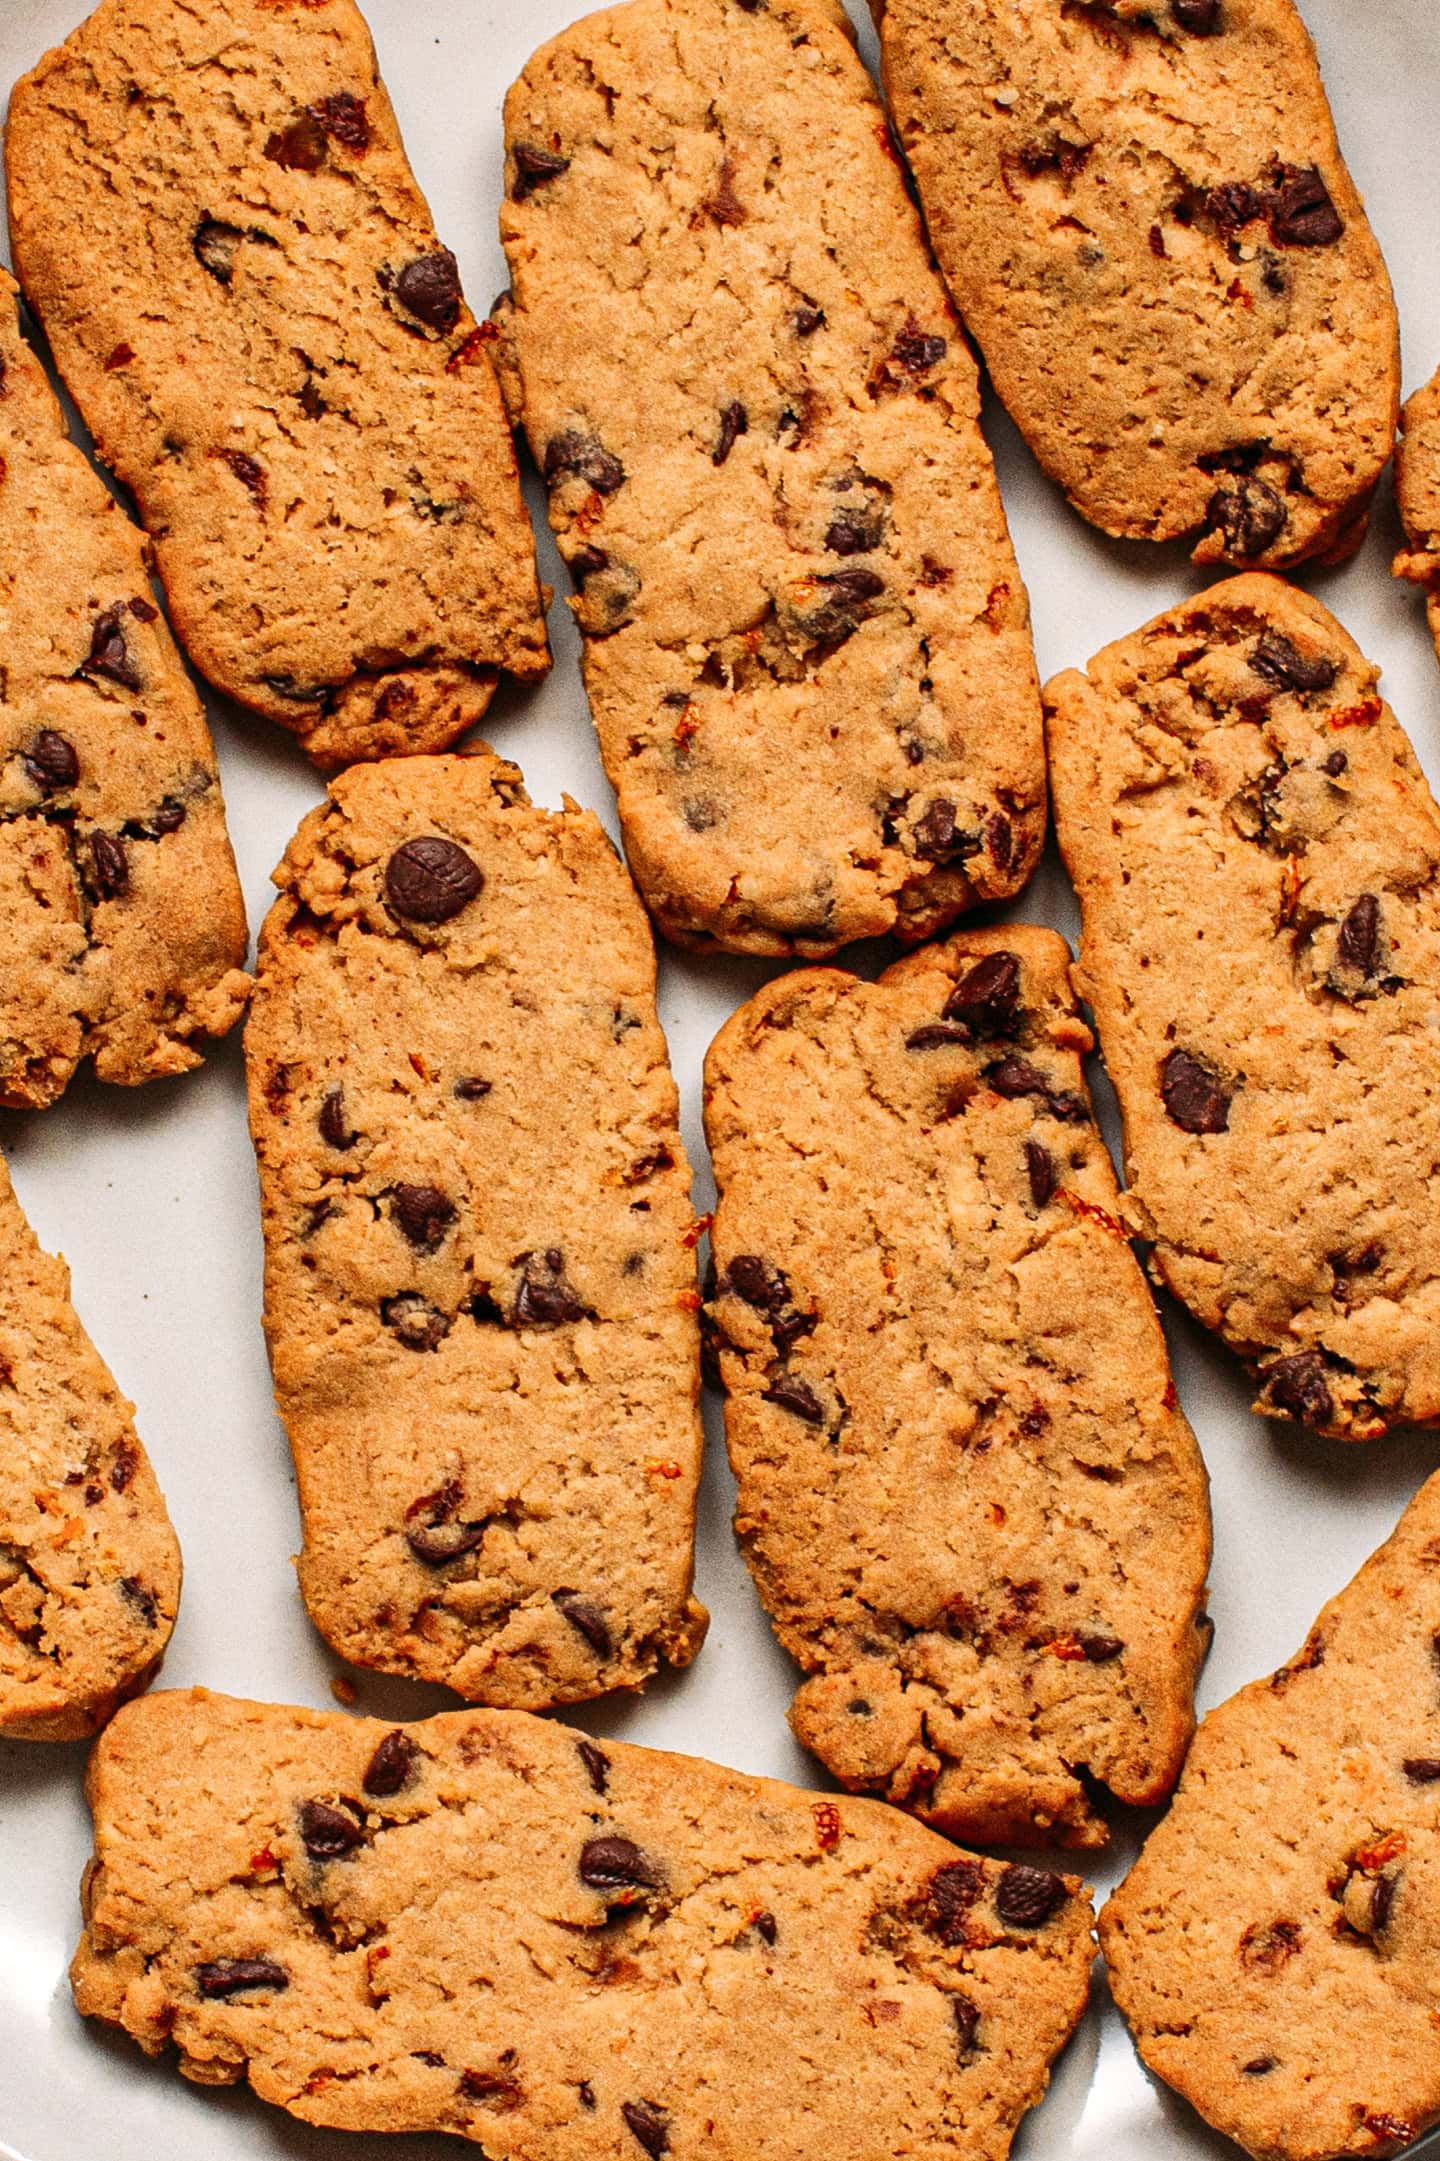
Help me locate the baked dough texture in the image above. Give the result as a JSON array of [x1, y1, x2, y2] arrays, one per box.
[[245, 751, 707, 1707]]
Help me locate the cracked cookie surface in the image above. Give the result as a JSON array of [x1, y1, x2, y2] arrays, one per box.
[[245, 751, 706, 1706], [495, 0, 1044, 957], [0, 1148, 179, 1741], [1102, 1470, 1440, 2161], [874, 0, 1398, 567], [1048, 575, 1440, 1439], [0, 272, 248, 1108], [5, 0, 549, 769], [73, 1687, 1093, 2157], [703, 928, 1211, 1849]]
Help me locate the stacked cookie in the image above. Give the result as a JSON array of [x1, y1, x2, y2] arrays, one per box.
[[1, 1, 1439, 2158]]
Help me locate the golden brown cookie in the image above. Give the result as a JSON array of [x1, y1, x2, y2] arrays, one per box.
[[1103, 1469, 1440, 2161], [1048, 575, 1440, 1439], [1393, 370, 1440, 659], [495, 0, 1044, 957], [6, 0, 549, 768], [74, 1687, 1094, 2155], [0, 1149, 180, 1741], [245, 751, 706, 1707], [0, 271, 248, 1108], [704, 928, 1211, 1848], [875, 0, 1399, 567]]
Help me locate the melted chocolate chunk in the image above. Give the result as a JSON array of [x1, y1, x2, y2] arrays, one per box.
[[944, 951, 1022, 1038], [381, 1294, 451, 1352], [299, 1798, 365, 1860], [1270, 164, 1343, 247], [362, 1728, 419, 1797], [924, 1860, 986, 1945], [1025, 1140, 1056, 1207], [1172, 0, 1222, 29], [512, 1251, 589, 1327], [952, 1996, 981, 2060], [394, 250, 463, 333], [196, 1958, 289, 1999], [512, 142, 571, 198], [1251, 629, 1338, 694], [1336, 894, 1381, 978], [385, 836, 483, 923], [318, 1085, 356, 1151], [543, 430, 626, 495], [713, 401, 748, 466], [392, 1183, 456, 1251], [193, 217, 246, 285], [89, 831, 130, 901], [265, 111, 328, 171], [1161, 1048, 1232, 1134], [577, 1739, 611, 1795], [579, 1836, 660, 1892], [1261, 1350, 1333, 1428], [23, 730, 79, 794], [995, 1865, 1068, 1928], [622, 2101, 670, 2159], [1205, 474, 1288, 558], [80, 608, 141, 691], [761, 1374, 825, 1424], [553, 1589, 613, 1659]]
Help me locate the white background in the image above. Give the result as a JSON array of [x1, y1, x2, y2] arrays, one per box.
[[1, 1, 1438, 2156]]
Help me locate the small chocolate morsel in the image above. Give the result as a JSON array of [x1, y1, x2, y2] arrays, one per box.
[[394, 250, 463, 333], [580, 1836, 660, 1891], [622, 2100, 670, 2157], [1161, 1048, 1232, 1134], [363, 1728, 419, 1797], [23, 731, 79, 794], [553, 1588, 613, 1658], [299, 1797, 365, 1860], [196, 1958, 289, 1998], [392, 1183, 457, 1252], [995, 1865, 1068, 1928], [385, 836, 483, 924]]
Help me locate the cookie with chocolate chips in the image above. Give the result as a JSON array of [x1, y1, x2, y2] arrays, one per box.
[[874, 0, 1398, 567], [704, 927, 1211, 1848], [0, 1148, 179, 1741], [244, 750, 706, 1706], [5, 0, 548, 768], [1103, 1470, 1440, 2161], [1047, 574, 1440, 1439], [494, 0, 1044, 958], [0, 271, 248, 1108], [73, 1688, 1093, 2155]]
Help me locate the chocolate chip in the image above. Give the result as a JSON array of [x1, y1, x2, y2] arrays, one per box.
[[405, 1511, 485, 1564], [577, 1739, 610, 1794], [1404, 1758, 1440, 1784], [89, 831, 130, 901], [987, 811, 1015, 869], [392, 1184, 456, 1252], [454, 1076, 492, 1100], [905, 1022, 974, 1050], [825, 507, 885, 555], [512, 1252, 589, 1327], [1173, 0, 1222, 29], [119, 1577, 158, 1627], [362, 1728, 418, 1797], [553, 1589, 613, 1658], [622, 2101, 670, 2159], [193, 217, 245, 284], [892, 326, 947, 372], [110, 1442, 137, 1493], [381, 1294, 451, 1352], [995, 1865, 1068, 1928], [222, 450, 267, 504], [1207, 181, 1264, 231], [265, 112, 328, 171], [754, 1911, 778, 1945], [1205, 475, 1288, 558], [1261, 1350, 1333, 1427], [713, 400, 748, 466], [318, 1085, 356, 1151], [299, 1798, 365, 1860], [1371, 1873, 1398, 1935], [385, 836, 483, 923], [196, 1958, 289, 1999], [1251, 630, 1338, 695], [579, 1836, 660, 1892], [571, 545, 609, 582], [458, 2066, 524, 2111], [984, 1058, 1053, 1103], [1161, 1048, 1232, 1134], [762, 1374, 825, 1424], [912, 798, 958, 860], [23, 730, 79, 794], [315, 93, 370, 151], [579, 2082, 598, 2110], [952, 1996, 981, 2060], [792, 305, 825, 336], [512, 142, 571, 199], [129, 597, 158, 622], [1270, 165, 1343, 247], [1336, 894, 1381, 978], [1243, 2056, 1277, 2076], [724, 1255, 814, 1351], [1078, 1632, 1125, 1662], [543, 430, 626, 495], [394, 250, 463, 333], [151, 798, 187, 834], [1025, 1140, 1056, 1208], [1324, 750, 1348, 777], [944, 952, 1023, 1038], [924, 1860, 986, 1945], [80, 608, 141, 691]]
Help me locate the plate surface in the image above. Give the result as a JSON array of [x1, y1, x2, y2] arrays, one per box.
[[1, 1, 1438, 2156]]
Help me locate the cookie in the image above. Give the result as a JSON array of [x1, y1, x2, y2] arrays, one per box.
[[494, 0, 1044, 958], [74, 1687, 1093, 2155], [6, 0, 549, 770], [244, 752, 707, 1706], [1102, 1469, 1440, 2161], [1392, 370, 1440, 659], [703, 928, 1211, 1849], [0, 1149, 179, 1742], [874, 0, 1399, 569], [1047, 575, 1440, 1440], [0, 271, 249, 1108]]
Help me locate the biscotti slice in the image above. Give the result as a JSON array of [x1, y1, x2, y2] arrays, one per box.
[[245, 752, 706, 1706], [0, 272, 249, 1107], [74, 1688, 1093, 2155], [704, 928, 1211, 1849], [1048, 576, 1440, 1440], [0, 1150, 179, 1741], [6, 0, 548, 770], [875, 0, 1398, 568], [495, 0, 1044, 958], [1103, 1471, 1440, 2161], [1393, 371, 1440, 661]]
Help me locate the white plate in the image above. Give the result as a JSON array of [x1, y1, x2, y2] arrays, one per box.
[[1, 1, 1438, 2155]]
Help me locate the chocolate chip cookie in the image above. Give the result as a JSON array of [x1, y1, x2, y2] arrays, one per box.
[[0, 1148, 180, 1742], [74, 1687, 1093, 2155], [874, 0, 1398, 568], [1393, 368, 1440, 662], [245, 751, 706, 1706], [1047, 575, 1440, 1439], [6, 0, 549, 769], [1102, 1469, 1440, 2161], [0, 271, 248, 1108], [704, 928, 1211, 1848], [494, 0, 1044, 957]]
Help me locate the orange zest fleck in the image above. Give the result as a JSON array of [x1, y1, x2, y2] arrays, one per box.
[[408, 1052, 429, 1081], [1357, 1830, 1407, 1871], [813, 1802, 841, 1851], [683, 1212, 714, 1250], [676, 1288, 702, 1312], [445, 324, 498, 373], [1059, 1189, 1126, 1239], [1329, 699, 1382, 731], [646, 1459, 683, 1482], [1047, 1635, 1088, 1662]]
